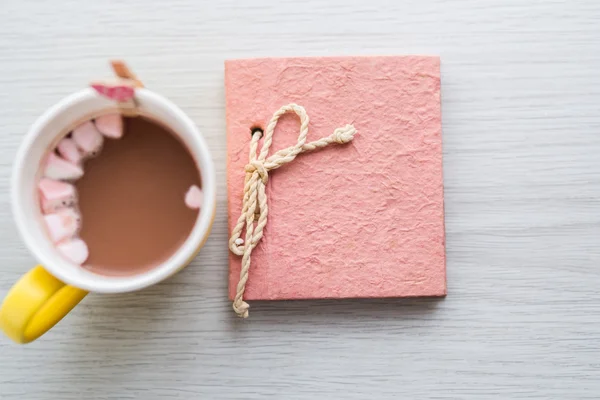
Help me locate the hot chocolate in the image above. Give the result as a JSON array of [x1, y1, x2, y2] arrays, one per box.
[[73, 116, 201, 275]]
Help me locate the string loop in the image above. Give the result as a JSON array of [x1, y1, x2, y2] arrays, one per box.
[[229, 104, 357, 318]]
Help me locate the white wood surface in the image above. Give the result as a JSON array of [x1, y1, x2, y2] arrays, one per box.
[[1, 0, 599, 398]]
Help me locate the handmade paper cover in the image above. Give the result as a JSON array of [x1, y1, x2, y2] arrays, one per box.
[[226, 56, 446, 300]]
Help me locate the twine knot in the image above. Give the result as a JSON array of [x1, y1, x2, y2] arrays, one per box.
[[228, 104, 356, 318], [332, 124, 357, 144], [232, 300, 250, 319], [245, 160, 269, 184]]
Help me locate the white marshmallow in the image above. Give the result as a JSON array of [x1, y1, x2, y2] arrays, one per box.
[[56, 137, 83, 164], [184, 185, 203, 209], [57, 238, 89, 265], [72, 121, 104, 157], [38, 178, 77, 213], [43, 208, 81, 243], [95, 114, 123, 139], [44, 152, 84, 181]]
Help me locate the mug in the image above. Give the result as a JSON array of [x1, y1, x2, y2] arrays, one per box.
[[0, 87, 216, 344]]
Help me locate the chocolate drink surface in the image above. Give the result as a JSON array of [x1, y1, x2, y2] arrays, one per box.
[[75, 116, 200, 276]]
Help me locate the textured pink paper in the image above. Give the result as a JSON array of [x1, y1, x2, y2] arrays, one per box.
[[226, 56, 446, 300]]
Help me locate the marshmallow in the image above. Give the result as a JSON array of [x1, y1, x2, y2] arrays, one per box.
[[95, 114, 123, 139], [57, 238, 89, 265], [184, 185, 203, 209], [43, 208, 81, 243], [56, 137, 83, 164], [44, 152, 84, 181], [38, 178, 77, 213], [72, 121, 104, 157]]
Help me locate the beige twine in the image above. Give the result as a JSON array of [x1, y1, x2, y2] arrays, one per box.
[[229, 104, 357, 318]]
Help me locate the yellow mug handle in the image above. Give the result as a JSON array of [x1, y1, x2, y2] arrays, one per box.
[[0, 266, 88, 344]]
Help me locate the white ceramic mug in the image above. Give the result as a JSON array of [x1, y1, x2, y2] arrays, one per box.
[[0, 88, 216, 344]]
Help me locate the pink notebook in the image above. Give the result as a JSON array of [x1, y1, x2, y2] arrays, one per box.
[[226, 56, 446, 301]]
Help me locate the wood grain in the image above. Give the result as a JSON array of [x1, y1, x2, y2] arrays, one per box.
[[0, 0, 599, 398]]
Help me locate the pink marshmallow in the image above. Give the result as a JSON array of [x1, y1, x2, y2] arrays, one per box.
[[72, 121, 104, 157], [57, 238, 89, 265], [44, 152, 84, 181], [43, 208, 81, 243], [91, 82, 135, 102], [185, 185, 203, 209], [95, 114, 123, 139], [38, 178, 77, 213], [56, 137, 83, 164]]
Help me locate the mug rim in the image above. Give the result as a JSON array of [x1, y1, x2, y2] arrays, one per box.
[[11, 88, 216, 293]]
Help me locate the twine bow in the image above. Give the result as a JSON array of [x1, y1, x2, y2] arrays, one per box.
[[229, 104, 357, 318]]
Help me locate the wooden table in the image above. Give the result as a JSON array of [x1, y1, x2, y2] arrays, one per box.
[[1, 0, 599, 398]]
